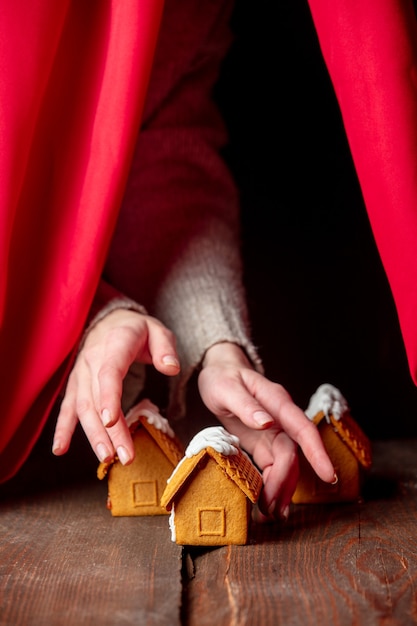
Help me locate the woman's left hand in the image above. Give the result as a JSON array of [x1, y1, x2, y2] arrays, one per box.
[[198, 342, 335, 519]]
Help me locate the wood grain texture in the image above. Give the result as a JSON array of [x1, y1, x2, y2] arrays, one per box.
[[183, 440, 417, 626], [0, 480, 182, 626], [1, 439, 416, 626]]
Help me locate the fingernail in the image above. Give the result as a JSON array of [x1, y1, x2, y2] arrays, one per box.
[[117, 446, 131, 465], [101, 408, 112, 427], [280, 505, 290, 521], [96, 443, 112, 463], [52, 439, 61, 455], [331, 473, 339, 485], [162, 355, 180, 368], [253, 410, 273, 427]]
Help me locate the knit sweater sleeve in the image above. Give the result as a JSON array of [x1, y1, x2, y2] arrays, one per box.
[[153, 218, 264, 419], [104, 0, 262, 418]]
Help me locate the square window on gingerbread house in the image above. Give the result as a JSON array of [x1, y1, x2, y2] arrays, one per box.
[[198, 507, 225, 536], [97, 399, 184, 516]]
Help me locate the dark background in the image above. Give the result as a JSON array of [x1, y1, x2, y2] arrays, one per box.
[[216, 0, 417, 440]]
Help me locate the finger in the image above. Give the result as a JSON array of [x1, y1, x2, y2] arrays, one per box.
[[145, 319, 180, 375], [202, 375, 275, 430], [215, 416, 299, 521], [52, 369, 83, 455], [275, 409, 334, 484], [53, 397, 79, 456], [104, 415, 135, 465], [64, 364, 116, 463], [85, 325, 143, 428], [249, 380, 335, 483], [293, 420, 335, 483], [76, 398, 116, 463], [70, 347, 122, 432], [95, 360, 126, 428], [84, 325, 142, 427], [221, 371, 335, 484], [77, 407, 134, 466], [55, 375, 134, 465], [96, 322, 180, 427], [257, 434, 299, 519]]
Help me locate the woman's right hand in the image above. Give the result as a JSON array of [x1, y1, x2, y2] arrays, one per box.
[[52, 309, 180, 465]]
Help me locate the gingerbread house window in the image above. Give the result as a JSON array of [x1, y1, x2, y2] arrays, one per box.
[[132, 480, 158, 507], [198, 507, 225, 537]]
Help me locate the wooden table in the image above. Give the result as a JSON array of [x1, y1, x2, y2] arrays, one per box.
[[1, 438, 416, 625]]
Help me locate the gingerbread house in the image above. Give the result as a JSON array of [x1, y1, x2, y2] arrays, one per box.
[[161, 426, 263, 546], [292, 384, 372, 504], [97, 399, 184, 516]]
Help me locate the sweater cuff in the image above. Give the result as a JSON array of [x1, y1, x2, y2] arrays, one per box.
[[79, 280, 148, 352], [153, 223, 264, 420], [80, 293, 148, 412]]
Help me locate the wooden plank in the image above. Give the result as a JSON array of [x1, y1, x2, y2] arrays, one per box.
[[0, 479, 183, 626], [183, 439, 417, 626], [2, 434, 417, 625]]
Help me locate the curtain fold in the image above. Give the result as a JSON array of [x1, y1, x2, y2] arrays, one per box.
[[308, 0, 417, 384], [0, 0, 163, 481]]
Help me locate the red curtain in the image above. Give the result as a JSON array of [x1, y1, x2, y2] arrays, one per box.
[[0, 0, 163, 481], [308, 0, 417, 385]]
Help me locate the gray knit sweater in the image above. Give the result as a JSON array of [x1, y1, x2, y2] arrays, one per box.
[[92, 0, 262, 418]]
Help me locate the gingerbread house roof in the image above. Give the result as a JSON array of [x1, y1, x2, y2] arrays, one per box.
[[312, 410, 372, 470], [161, 427, 263, 510], [97, 400, 184, 480]]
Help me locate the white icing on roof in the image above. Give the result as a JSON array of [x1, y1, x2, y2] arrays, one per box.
[[305, 383, 349, 423], [167, 455, 185, 482], [166, 426, 241, 485], [125, 398, 175, 438], [185, 426, 240, 458], [168, 505, 176, 542]]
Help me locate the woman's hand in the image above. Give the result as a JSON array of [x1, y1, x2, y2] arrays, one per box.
[[52, 309, 180, 465], [198, 342, 335, 520]]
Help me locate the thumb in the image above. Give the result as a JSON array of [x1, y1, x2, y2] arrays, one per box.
[[145, 319, 181, 376]]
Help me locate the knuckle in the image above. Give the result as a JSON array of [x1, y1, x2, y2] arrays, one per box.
[[97, 362, 124, 385], [151, 320, 175, 343], [59, 399, 75, 423], [76, 398, 96, 418]]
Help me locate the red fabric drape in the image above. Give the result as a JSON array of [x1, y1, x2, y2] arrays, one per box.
[[308, 0, 417, 384], [0, 0, 163, 481]]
